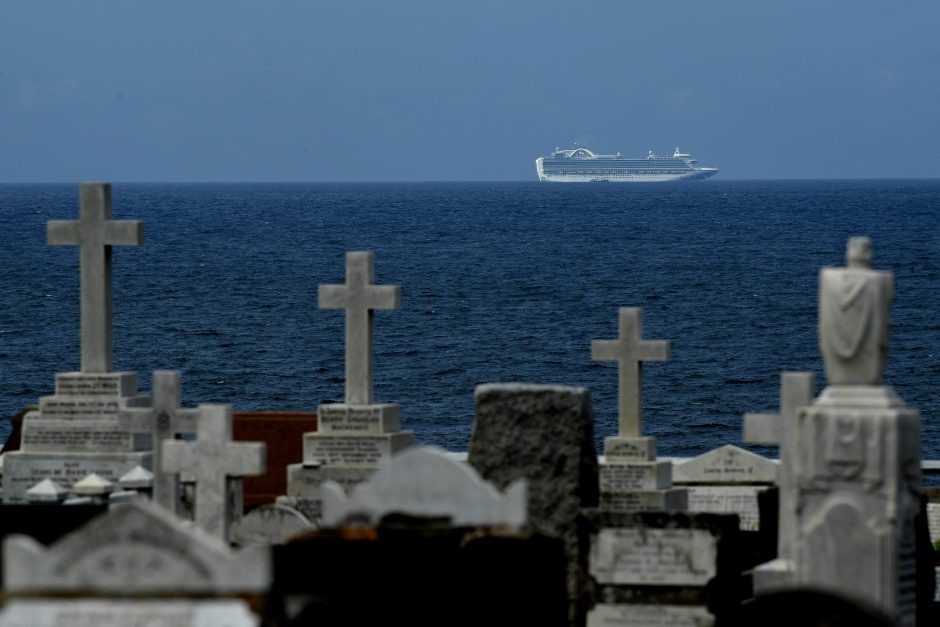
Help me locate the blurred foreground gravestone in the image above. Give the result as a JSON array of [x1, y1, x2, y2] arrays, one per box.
[[271, 446, 566, 627], [672, 444, 777, 531], [468, 383, 598, 627], [0, 500, 270, 626], [751, 237, 922, 627]]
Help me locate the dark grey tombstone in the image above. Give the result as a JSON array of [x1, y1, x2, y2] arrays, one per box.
[[468, 383, 599, 627]]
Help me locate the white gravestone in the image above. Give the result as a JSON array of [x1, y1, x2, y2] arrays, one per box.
[[672, 444, 778, 531], [320, 446, 527, 527], [0, 500, 269, 627], [163, 404, 266, 541], [2, 184, 151, 502], [287, 252, 414, 520], [753, 238, 921, 627], [592, 308, 686, 511], [119, 370, 197, 513], [743, 373, 814, 540]]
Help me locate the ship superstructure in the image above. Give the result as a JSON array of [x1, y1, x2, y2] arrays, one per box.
[[535, 146, 717, 182]]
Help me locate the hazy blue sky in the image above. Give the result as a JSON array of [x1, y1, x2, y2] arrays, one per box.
[[2, 1, 938, 181]]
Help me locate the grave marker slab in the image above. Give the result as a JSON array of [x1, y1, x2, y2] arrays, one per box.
[[584, 511, 742, 627], [469, 383, 598, 627], [672, 445, 776, 532], [0, 500, 269, 626]]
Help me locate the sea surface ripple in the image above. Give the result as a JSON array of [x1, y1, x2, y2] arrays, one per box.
[[1, 181, 938, 465]]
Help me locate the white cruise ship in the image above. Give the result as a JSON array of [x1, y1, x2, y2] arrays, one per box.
[[535, 146, 718, 183]]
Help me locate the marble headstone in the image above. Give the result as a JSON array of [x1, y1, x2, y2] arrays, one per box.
[[592, 307, 686, 511], [672, 444, 777, 531], [2, 184, 151, 502], [320, 446, 527, 527], [287, 252, 414, 520]]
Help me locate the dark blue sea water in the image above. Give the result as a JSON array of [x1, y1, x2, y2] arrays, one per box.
[[1, 181, 938, 465]]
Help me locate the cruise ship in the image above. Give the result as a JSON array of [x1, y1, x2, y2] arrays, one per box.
[[535, 146, 718, 183]]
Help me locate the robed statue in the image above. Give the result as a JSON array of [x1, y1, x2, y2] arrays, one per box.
[[818, 237, 893, 385]]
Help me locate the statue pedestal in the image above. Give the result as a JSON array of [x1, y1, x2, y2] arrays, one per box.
[[768, 385, 920, 626]]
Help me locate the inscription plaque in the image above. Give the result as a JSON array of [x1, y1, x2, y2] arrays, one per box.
[[600, 462, 670, 491], [590, 527, 717, 586], [686, 486, 764, 531], [317, 404, 400, 435], [588, 603, 715, 627], [303, 432, 414, 466]]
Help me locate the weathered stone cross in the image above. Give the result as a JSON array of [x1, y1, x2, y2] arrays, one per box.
[[47, 183, 143, 373], [743, 371, 815, 560], [592, 307, 670, 437], [162, 404, 266, 540], [118, 371, 198, 513], [318, 252, 400, 405], [743, 372, 815, 448]]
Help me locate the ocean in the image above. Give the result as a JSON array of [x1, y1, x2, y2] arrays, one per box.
[[1, 181, 938, 466]]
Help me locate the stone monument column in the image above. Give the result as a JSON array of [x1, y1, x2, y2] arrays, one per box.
[[757, 237, 921, 627]]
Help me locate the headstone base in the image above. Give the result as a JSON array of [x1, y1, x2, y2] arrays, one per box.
[[1, 451, 151, 503], [0, 599, 257, 627], [751, 558, 796, 595]]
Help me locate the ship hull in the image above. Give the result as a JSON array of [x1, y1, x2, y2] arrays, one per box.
[[534, 149, 718, 183]]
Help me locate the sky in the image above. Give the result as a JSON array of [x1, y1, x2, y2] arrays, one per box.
[[1, 1, 939, 182]]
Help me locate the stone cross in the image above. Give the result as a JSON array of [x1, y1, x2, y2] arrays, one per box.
[[743, 371, 815, 561], [162, 404, 266, 540], [591, 308, 670, 437], [743, 372, 815, 448], [47, 183, 143, 373], [318, 251, 400, 405], [118, 371, 198, 513]]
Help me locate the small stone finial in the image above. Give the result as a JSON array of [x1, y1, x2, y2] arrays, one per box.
[[27, 478, 69, 503], [846, 236, 872, 269], [119, 465, 154, 491], [73, 473, 115, 497]]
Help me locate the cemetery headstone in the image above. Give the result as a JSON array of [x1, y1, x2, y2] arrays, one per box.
[[672, 444, 777, 531], [468, 383, 598, 627], [0, 500, 270, 626], [584, 510, 743, 627], [751, 237, 922, 627], [592, 307, 686, 511], [163, 404, 266, 541], [286, 251, 414, 520], [2, 184, 152, 502]]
